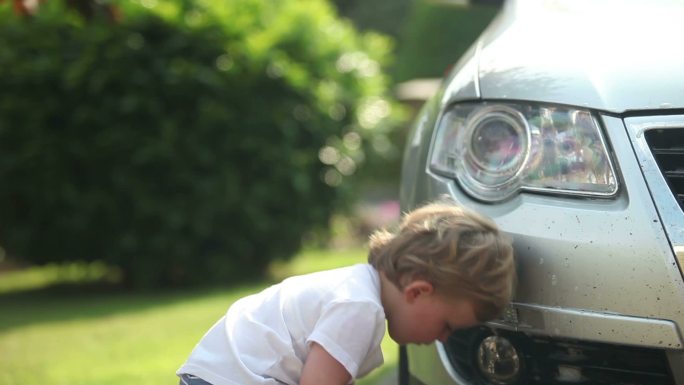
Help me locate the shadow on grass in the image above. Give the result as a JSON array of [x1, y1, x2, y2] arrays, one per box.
[[0, 248, 367, 334], [0, 279, 263, 334]]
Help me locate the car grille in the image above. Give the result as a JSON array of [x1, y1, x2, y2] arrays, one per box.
[[444, 326, 674, 385], [644, 128, 684, 212]]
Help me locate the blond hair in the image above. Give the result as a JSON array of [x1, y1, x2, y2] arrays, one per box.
[[368, 200, 516, 322]]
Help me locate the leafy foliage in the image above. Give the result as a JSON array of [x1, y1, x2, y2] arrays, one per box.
[[0, 0, 400, 286]]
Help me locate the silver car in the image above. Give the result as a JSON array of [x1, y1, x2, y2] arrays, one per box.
[[398, 0, 684, 384]]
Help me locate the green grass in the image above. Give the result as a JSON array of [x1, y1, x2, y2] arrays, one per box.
[[0, 248, 398, 385]]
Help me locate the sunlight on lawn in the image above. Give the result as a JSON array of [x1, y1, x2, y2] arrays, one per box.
[[0, 247, 398, 385]]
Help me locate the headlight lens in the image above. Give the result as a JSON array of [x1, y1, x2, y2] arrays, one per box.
[[430, 103, 618, 201]]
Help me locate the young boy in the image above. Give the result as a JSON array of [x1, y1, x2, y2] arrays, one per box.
[[177, 201, 516, 385]]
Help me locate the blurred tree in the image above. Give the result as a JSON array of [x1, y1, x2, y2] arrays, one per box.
[[331, 0, 412, 39], [0, 0, 41, 16], [0, 0, 119, 20], [0, 0, 403, 287], [394, 2, 498, 82]]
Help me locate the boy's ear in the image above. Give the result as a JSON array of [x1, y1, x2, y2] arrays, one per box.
[[403, 280, 434, 303]]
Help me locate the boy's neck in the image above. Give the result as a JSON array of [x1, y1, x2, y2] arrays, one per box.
[[378, 271, 400, 321]]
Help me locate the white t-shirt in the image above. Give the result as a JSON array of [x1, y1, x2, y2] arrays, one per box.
[[177, 264, 386, 385]]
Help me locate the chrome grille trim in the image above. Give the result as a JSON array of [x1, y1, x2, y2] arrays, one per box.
[[643, 128, 684, 210], [623, 115, 684, 267]]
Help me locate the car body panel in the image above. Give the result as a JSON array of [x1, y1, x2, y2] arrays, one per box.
[[441, 0, 684, 113]]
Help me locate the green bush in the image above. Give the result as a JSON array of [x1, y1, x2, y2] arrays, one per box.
[[0, 0, 400, 287]]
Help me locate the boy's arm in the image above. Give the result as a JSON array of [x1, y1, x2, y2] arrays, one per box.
[[300, 342, 352, 385]]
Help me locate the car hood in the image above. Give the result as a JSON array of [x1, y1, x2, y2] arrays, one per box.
[[474, 0, 684, 113]]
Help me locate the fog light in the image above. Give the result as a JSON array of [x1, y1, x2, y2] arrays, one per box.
[[476, 335, 521, 384]]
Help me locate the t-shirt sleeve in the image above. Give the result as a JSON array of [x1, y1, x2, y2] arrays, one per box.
[[306, 301, 386, 380]]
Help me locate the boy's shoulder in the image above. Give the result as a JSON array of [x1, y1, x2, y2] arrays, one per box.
[[288, 263, 375, 282], [281, 263, 381, 303], [309, 263, 376, 281]]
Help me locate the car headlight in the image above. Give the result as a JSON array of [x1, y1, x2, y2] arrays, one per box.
[[429, 103, 618, 201]]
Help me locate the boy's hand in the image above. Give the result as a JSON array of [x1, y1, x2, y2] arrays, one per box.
[[300, 342, 352, 385]]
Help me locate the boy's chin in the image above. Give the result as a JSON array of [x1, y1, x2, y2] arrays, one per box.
[[388, 330, 434, 346], [387, 330, 404, 345], [388, 330, 413, 345]]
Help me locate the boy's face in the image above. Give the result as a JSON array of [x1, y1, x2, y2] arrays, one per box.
[[387, 281, 479, 345]]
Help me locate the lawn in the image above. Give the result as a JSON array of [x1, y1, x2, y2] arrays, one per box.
[[0, 248, 398, 385]]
